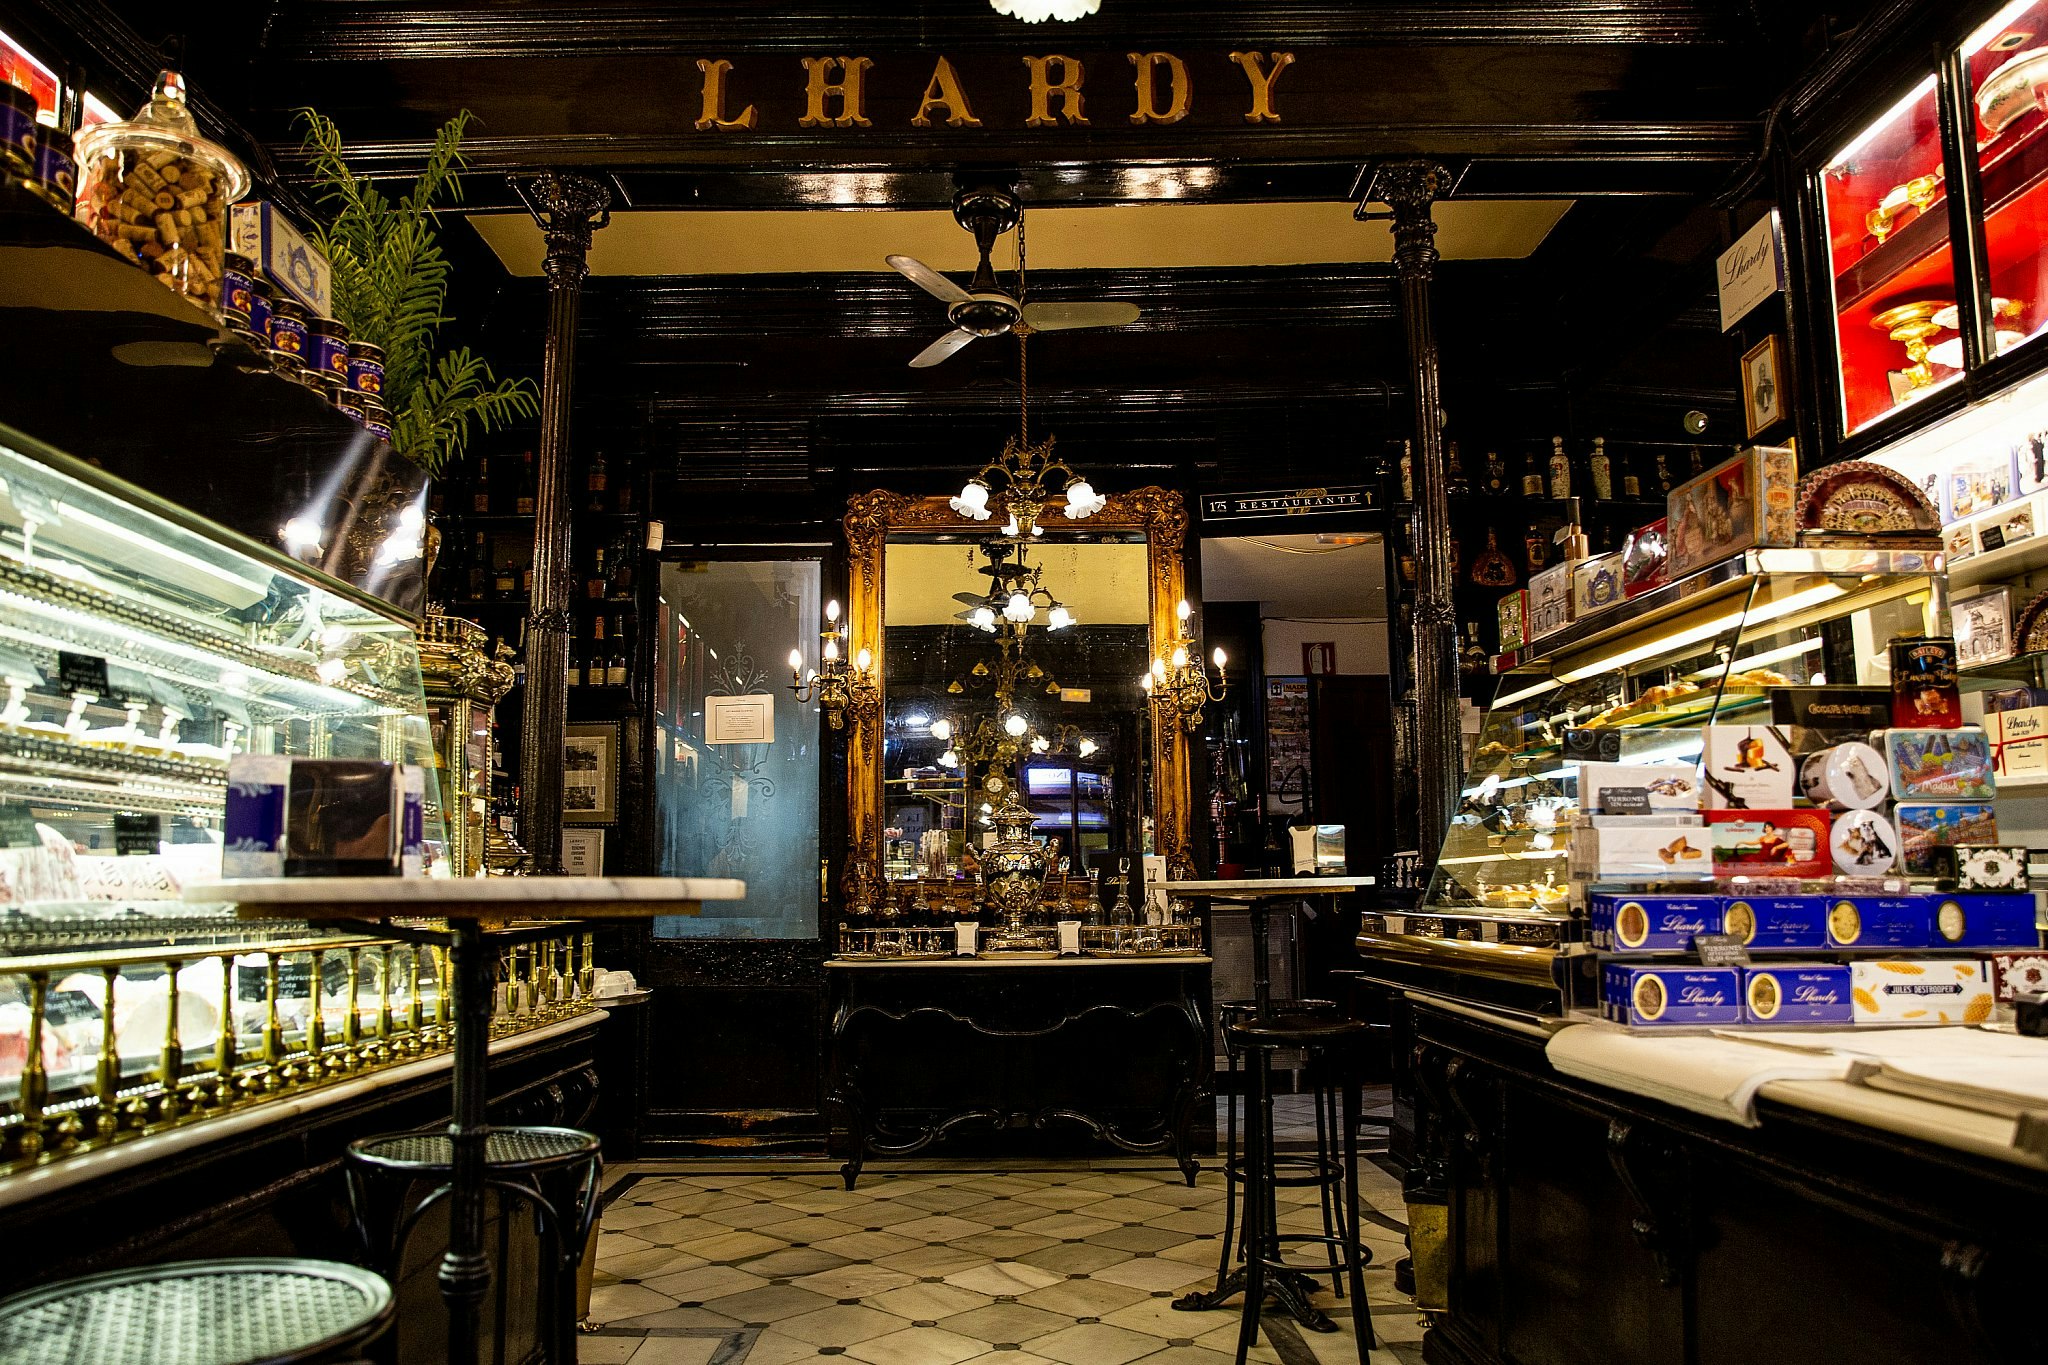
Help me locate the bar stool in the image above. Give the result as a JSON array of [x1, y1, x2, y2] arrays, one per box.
[[1207, 999, 1352, 1304], [0, 1257, 394, 1364], [1230, 1012, 1376, 1365], [344, 1126, 601, 1365]]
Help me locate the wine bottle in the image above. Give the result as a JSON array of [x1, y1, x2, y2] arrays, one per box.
[[608, 614, 629, 686], [472, 454, 493, 515], [491, 556, 516, 598], [1483, 450, 1508, 494], [610, 550, 634, 601], [1589, 437, 1612, 501], [568, 648, 583, 688], [1520, 451, 1545, 498], [515, 451, 537, 516], [586, 547, 607, 600], [1547, 435, 1571, 500], [467, 532, 488, 599], [1398, 441, 1414, 502], [1446, 441, 1471, 497], [1621, 452, 1642, 499], [1655, 451, 1676, 494], [587, 455, 609, 513], [1524, 525, 1548, 572]]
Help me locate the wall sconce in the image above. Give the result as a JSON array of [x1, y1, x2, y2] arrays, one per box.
[[789, 599, 878, 730], [1141, 598, 1226, 732]]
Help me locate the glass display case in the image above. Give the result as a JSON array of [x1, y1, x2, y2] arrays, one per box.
[[1364, 547, 1945, 1006], [1966, 2, 2048, 363]]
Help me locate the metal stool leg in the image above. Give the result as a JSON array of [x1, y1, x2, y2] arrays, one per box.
[[1236, 1046, 1270, 1365], [1311, 1061, 1344, 1299], [1341, 1077, 1377, 1358], [1212, 1039, 1242, 1295]]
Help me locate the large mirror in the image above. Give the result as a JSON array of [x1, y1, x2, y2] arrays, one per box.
[[844, 489, 1194, 907]]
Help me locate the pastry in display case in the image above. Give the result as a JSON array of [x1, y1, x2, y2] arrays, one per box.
[[1362, 545, 1948, 1010]]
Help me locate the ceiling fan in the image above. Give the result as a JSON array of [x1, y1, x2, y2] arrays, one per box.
[[887, 184, 1140, 368]]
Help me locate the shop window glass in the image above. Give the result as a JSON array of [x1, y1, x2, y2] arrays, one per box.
[[651, 558, 822, 940], [1966, 1, 2048, 367], [1822, 74, 1962, 434]]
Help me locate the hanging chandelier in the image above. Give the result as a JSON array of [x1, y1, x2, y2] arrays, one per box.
[[950, 333, 1105, 536], [990, 0, 1101, 22]]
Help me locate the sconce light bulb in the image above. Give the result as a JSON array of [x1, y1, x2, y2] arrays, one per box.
[[1004, 592, 1034, 624], [1001, 514, 1022, 538], [1176, 599, 1192, 622], [1140, 674, 1154, 693], [1078, 737, 1098, 757], [824, 638, 839, 662], [1152, 657, 1168, 679], [950, 479, 993, 520], [1063, 478, 1104, 519], [1171, 646, 1189, 670], [1005, 713, 1029, 737], [856, 647, 873, 671], [930, 719, 953, 740], [941, 748, 959, 768], [971, 606, 997, 632], [1032, 736, 1050, 753], [825, 599, 841, 623], [788, 648, 803, 673], [1047, 605, 1073, 631], [1213, 646, 1227, 669]]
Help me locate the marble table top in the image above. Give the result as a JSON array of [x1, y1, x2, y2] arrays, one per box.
[[183, 875, 746, 920]]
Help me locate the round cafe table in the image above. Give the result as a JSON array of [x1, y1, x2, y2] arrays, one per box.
[[183, 877, 744, 1365]]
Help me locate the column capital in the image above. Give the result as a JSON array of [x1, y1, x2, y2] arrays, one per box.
[[519, 172, 612, 285], [1357, 159, 1452, 277]]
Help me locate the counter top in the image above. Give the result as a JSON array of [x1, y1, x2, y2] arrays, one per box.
[[1166, 877, 1375, 895], [829, 954, 1212, 968], [183, 876, 745, 919]]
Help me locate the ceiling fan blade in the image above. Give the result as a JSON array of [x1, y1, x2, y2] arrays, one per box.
[[1021, 301, 1141, 332], [952, 591, 989, 606], [887, 254, 971, 305], [909, 328, 978, 368]]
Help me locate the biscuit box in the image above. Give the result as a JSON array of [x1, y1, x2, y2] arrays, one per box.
[[1577, 762, 1700, 814], [1989, 950, 2048, 1002], [1769, 685, 1892, 735], [1706, 809, 1831, 879], [1573, 823, 1714, 882], [1719, 895, 1828, 951], [1895, 802, 1999, 876], [1699, 725, 1796, 809], [1572, 552, 1626, 617], [1927, 893, 2039, 949], [1528, 563, 1574, 640], [1885, 727, 1995, 800], [1609, 965, 1744, 1028], [1984, 707, 2048, 777], [1497, 590, 1528, 652], [1851, 959, 1995, 1025], [1744, 965, 1854, 1024], [1956, 845, 2030, 892], [1665, 445, 1798, 579], [1591, 891, 1721, 953], [1888, 636, 1963, 728], [1825, 896, 1930, 949]]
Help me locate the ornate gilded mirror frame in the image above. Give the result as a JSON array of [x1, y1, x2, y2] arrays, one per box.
[[842, 487, 1195, 902]]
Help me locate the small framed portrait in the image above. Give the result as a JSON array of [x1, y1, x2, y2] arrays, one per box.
[[1742, 334, 1788, 438], [563, 720, 620, 825]]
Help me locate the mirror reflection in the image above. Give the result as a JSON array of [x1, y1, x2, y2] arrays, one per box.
[[881, 531, 1153, 900]]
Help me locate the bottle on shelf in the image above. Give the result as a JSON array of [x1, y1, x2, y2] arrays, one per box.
[[1621, 451, 1643, 499], [607, 615, 629, 686], [1446, 441, 1470, 498], [466, 532, 488, 598], [586, 454, 609, 513], [1520, 450, 1545, 498], [1398, 441, 1413, 502], [589, 615, 609, 684], [519, 559, 534, 596], [609, 549, 634, 601], [1459, 623, 1490, 679], [568, 646, 583, 688], [1470, 528, 1516, 587], [1655, 451, 1676, 494], [515, 450, 537, 516], [1523, 524, 1548, 572], [1547, 435, 1572, 500], [1559, 497, 1591, 566], [1589, 437, 1612, 501], [1482, 450, 1508, 495], [585, 547, 608, 600], [491, 553, 516, 598], [1687, 446, 1705, 476], [472, 453, 493, 515]]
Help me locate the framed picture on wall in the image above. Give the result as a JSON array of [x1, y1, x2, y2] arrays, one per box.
[[564, 720, 619, 825], [1742, 334, 1787, 438]]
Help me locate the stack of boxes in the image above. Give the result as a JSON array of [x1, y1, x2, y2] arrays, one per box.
[[1581, 634, 2038, 1028]]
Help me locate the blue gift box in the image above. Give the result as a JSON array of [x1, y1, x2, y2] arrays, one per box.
[[1720, 895, 1828, 951], [1743, 965, 1854, 1024], [224, 754, 291, 878], [1928, 894, 2039, 948], [1826, 896, 1928, 949], [1591, 891, 1721, 953], [1609, 965, 1743, 1027]]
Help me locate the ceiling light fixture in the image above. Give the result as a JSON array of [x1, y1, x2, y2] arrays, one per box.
[[990, 0, 1101, 20], [951, 332, 1103, 536]]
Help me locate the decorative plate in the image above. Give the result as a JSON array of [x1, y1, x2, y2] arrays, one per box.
[[1977, 48, 2048, 137], [1795, 461, 1940, 534]]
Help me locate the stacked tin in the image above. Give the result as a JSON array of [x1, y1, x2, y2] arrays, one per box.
[[220, 256, 392, 444]]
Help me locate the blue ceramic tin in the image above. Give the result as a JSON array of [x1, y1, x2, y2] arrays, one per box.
[[308, 317, 350, 379], [347, 341, 385, 396]]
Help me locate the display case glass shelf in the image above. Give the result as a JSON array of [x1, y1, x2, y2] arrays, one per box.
[[1425, 549, 1944, 936]]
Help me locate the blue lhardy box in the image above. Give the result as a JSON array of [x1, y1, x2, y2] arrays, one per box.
[[401, 765, 426, 876], [229, 201, 333, 318], [1825, 896, 1929, 949], [1721, 895, 1828, 951], [1591, 891, 1721, 953], [1743, 965, 1854, 1024], [1928, 893, 2039, 948], [1609, 965, 1743, 1027], [224, 753, 291, 877]]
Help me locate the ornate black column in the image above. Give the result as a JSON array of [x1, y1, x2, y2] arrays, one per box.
[[1361, 161, 1459, 861], [517, 173, 610, 875]]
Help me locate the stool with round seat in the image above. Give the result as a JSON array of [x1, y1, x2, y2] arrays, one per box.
[[0, 1257, 394, 1365], [344, 1126, 600, 1365], [1204, 998, 1353, 1305], [1227, 1011, 1376, 1364]]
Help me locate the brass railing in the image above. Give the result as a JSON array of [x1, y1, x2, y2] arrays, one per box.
[[0, 926, 599, 1173]]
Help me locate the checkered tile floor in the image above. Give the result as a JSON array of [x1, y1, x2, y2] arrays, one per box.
[[584, 1143, 1426, 1365]]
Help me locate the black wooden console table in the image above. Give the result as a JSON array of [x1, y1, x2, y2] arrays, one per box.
[[825, 957, 1213, 1188]]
